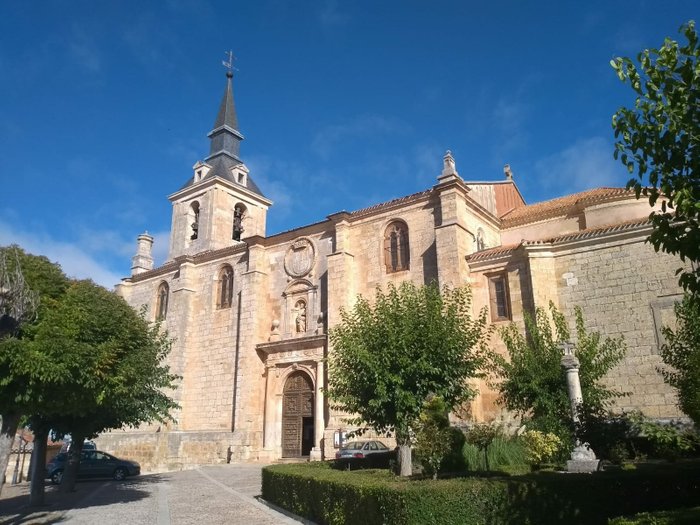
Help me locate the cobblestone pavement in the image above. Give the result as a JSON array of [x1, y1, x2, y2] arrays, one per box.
[[0, 464, 307, 525]]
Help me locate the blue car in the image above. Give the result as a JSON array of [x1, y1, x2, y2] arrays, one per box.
[[46, 450, 140, 484]]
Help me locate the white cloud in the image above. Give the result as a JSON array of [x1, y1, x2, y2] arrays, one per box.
[[532, 136, 625, 195], [0, 221, 127, 289]]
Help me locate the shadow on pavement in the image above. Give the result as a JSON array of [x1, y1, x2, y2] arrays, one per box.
[[0, 474, 168, 525]]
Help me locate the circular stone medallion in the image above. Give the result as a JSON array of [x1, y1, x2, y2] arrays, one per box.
[[284, 237, 316, 278]]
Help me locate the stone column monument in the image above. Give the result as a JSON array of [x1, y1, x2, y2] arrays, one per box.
[[559, 341, 600, 473]]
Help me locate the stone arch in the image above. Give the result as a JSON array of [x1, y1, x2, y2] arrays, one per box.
[[383, 219, 410, 273], [281, 370, 315, 457]]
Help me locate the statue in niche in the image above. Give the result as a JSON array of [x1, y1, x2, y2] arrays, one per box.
[[294, 300, 307, 333]]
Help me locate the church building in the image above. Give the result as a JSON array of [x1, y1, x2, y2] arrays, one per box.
[[101, 70, 687, 471]]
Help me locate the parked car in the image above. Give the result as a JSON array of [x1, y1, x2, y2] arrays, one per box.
[[60, 440, 97, 453], [46, 450, 140, 484], [334, 440, 396, 469]]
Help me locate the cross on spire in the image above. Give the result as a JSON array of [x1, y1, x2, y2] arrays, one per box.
[[222, 50, 235, 77]]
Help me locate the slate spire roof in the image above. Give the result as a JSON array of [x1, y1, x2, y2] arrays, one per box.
[[207, 70, 243, 160], [180, 70, 266, 197]]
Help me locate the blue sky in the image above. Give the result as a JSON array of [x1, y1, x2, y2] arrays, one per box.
[[0, 1, 696, 288]]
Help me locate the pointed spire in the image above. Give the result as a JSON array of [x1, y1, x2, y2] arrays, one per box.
[[207, 67, 244, 162], [213, 70, 239, 131]]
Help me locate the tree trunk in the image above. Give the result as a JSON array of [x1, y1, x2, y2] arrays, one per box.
[[0, 413, 21, 497], [396, 431, 412, 477], [29, 425, 48, 507], [60, 434, 84, 493]]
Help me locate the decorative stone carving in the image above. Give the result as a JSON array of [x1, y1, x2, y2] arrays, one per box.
[[284, 237, 316, 278], [269, 319, 281, 342]]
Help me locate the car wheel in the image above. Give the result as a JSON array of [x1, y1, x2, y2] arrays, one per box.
[[113, 467, 127, 481], [51, 470, 64, 485]]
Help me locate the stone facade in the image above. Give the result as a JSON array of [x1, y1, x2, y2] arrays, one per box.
[[97, 75, 688, 471]]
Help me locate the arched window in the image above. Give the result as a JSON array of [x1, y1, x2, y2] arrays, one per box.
[[218, 265, 234, 309], [384, 221, 410, 273], [156, 282, 169, 320], [232, 204, 246, 241], [190, 201, 200, 240]]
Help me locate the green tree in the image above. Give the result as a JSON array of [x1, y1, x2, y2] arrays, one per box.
[[660, 294, 700, 425], [0, 246, 70, 497], [611, 21, 700, 294], [327, 282, 489, 476], [490, 303, 627, 450], [414, 396, 453, 479], [27, 280, 179, 495]]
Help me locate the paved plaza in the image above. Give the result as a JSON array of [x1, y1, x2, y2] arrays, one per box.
[[0, 464, 307, 525]]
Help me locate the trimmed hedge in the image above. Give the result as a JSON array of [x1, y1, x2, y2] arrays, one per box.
[[261, 461, 700, 525], [609, 506, 700, 524]]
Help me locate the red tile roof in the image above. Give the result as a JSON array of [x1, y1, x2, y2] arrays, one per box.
[[500, 187, 634, 228]]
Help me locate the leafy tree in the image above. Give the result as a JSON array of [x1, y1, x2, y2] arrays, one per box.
[[327, 282, 489, 476], [660, 294, 700, 425], [27, 280, 179, 494], [489, 303, 627, 450], [0, 246, 70, 497], [414, 396, 453, 479], [0, 246, 178, 503], [611, 21, 700, 294]]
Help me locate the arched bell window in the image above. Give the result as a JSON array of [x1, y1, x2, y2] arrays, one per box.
[[233, 204, 246, 241], [384, 221, 410, 273], [189, 201, 200, 241]]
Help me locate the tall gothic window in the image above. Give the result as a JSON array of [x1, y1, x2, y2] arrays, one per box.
[[218, 265, 234, 309], [156, 282, 169, 321], [233, 204, 246, 241], [487, 273, 511, 322], [384, 221, 410, 273]]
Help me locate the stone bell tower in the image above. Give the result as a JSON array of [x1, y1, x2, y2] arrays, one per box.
[[166, 65, 272, 260]]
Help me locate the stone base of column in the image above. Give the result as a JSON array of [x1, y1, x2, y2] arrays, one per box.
[[566, 443, 600, 473], [309, 447, 323, 461]]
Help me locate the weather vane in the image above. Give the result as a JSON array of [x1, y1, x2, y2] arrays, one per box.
[[222, 50, 236, 75]]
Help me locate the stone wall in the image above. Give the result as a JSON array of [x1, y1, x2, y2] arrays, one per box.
[[555, 235, 687, 418]]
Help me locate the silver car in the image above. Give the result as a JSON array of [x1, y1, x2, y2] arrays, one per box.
[[334, 440, 395, 469]]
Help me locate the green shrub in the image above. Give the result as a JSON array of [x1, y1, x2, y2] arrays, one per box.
[[262, 461, 700, 525], [609, 506, 700, 524], [520, 430, 563, 467], [462, 435, 527, 473]]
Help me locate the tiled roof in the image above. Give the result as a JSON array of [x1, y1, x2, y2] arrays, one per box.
[[531, 217, 651, 244], [467, 218, 651, 262], [467, 243, 521, 261], [350, 189, 434, 217], [500, 187, 634, 228]]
